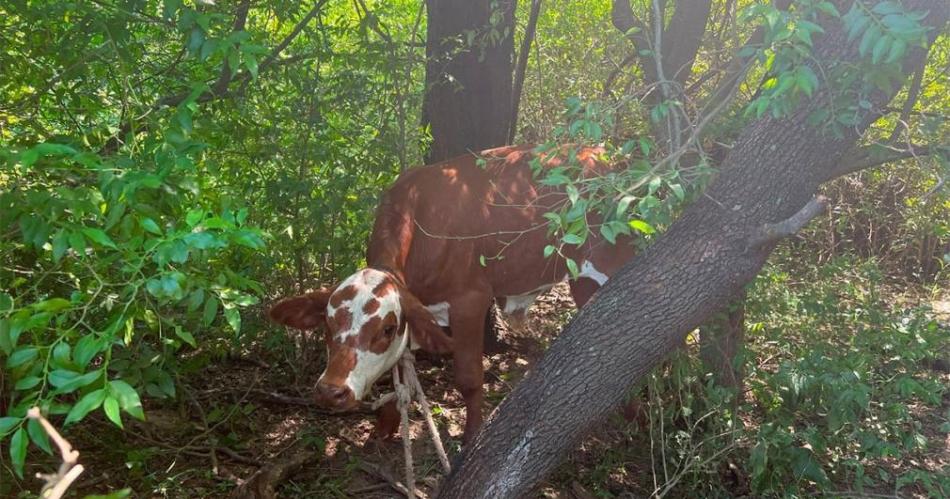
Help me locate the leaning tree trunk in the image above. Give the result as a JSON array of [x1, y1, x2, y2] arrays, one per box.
[[422, 0, 516, 164], [437, 2, 947, 497]]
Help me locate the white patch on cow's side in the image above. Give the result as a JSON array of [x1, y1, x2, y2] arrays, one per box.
[[502, 293, 538, 314], [579, 260, 609, 285], [425, 301, 450, 327], [343, 327, 408, 399], [500, 282, 555, 316], [330, 269, 400, 342]]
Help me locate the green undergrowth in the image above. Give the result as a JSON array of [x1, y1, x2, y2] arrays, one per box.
[[565, 253, 948, 498]]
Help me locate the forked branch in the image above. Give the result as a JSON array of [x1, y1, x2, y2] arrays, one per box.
[[746, 195, 829, 250], [27, 407, 84, 499]]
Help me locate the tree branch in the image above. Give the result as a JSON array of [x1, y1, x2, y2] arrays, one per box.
[[508, 0, 543, 144], [822, 144, 934, 182], [746, 195, 829, 250], [887, 45, 929, 143]]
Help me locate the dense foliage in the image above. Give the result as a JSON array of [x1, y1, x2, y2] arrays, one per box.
[[0, 0, 946, 496]]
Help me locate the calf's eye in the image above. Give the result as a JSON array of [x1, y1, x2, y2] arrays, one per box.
[[383, 325, 397, 338]]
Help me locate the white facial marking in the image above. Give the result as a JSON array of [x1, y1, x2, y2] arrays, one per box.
[[425, 301, 450, 327], [330, 269, 400, 342], [579, 260, 609, 286], [321, 268, 409, 400], [343, 328, 408, 399]]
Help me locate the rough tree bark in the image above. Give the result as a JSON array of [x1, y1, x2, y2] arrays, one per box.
[[699, 294, 746, 400], [422, 0, 517, 163], [437, 2, 947, 497]]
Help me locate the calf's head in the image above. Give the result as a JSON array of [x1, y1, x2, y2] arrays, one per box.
[[269, 268, 452, 411]]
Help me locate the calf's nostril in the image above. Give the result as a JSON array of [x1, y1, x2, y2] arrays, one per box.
[[315, 383, 351, 406]]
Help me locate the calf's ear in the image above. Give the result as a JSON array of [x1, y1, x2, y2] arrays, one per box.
[[269, 287, 335, 330], [401, 293, 453, 354]]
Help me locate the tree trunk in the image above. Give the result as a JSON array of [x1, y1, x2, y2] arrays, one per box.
[[699, 297, 746, 401], [437, 3, 946, 497], [422, 0, 517, 163]]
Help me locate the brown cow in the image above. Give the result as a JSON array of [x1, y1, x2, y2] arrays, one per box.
[[269, 144, 636, 443]]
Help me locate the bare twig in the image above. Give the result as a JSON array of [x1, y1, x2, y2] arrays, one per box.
[[822, 144, 934, 182], [229, 449, 315, 499], [746, 195, 829, 250], [887, 45, 930, 144], [26, 407, 84, 499]]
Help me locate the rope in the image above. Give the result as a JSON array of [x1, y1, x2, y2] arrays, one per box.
[[372, 350, 452, 498]]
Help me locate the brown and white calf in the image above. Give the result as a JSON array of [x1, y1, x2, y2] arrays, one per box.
[[269, 144, 636, 443]]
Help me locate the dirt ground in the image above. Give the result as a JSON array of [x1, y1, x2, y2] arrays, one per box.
[[8, 284, 947, 498]]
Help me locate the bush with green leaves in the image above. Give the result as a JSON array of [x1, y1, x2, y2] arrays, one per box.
[[0, 131, 265, 478], [574, 255, 948, 497]]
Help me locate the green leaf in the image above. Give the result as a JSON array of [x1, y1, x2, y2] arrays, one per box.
[[84, 489, 132, 499], [186, 288, 205, 313], [27, 417, 52, 454], [9, 427, 27, 478], [639, 137, 651, 156], [68, 230, 87, 256], [859, 25, 881, 57], [817, 2, 840, 17], [109, 380, 145, 420], [202, 297, 219, 326], [65, 388, 107, 425], [600, 223, 617, 244], [885, 38, 907, 63], [565, 258, 579, 279], [74, 334, 102, 368], [51, 341, 71, 368], [543, 245, 556, 258], [225, 308, 241, 334], [628, 219, 656, 235], [34, 297, 71, 312], [49, 369, 100, 393], [562, 233, 584, 245], [140, 217, 162, 235], [81, 228, 117, 249], [0, 319, 12, 355], [0, 417, 20, 436], [0, 292, 12, 312], [15, 375, 42, 390], [871, 35, 892, 64], [103, 396, 123, 428], [175, 326, 196, 348], [185, 209, 205, 227], [616, 196, 636, 217], [245, 53, 259, 79], [52, 229, 69, 262], [7, 347, 39, 369]]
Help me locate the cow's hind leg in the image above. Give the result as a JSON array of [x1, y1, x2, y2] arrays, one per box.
[[569, 277, 601, 308], [448, 290, 492, 445]]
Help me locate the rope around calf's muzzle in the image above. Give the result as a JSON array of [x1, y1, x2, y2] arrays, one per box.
[[370, 350, 451, 498]]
